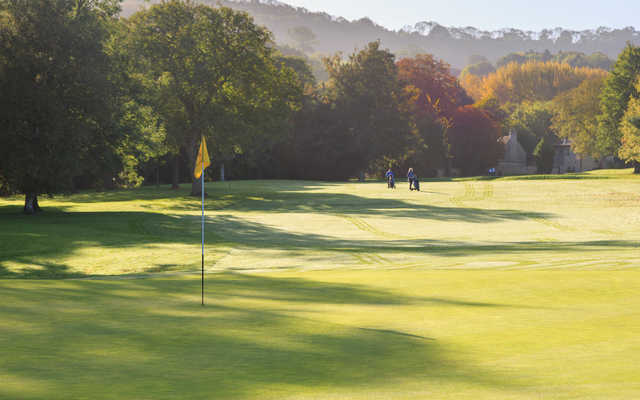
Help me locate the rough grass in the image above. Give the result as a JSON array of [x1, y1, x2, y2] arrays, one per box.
[[1, 169, 640, 399]]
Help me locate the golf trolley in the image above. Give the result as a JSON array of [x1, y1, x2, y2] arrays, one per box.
[[387, 175, 396, 189]]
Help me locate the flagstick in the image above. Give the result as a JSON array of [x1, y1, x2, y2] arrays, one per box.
[[201, 162, 205, 306]]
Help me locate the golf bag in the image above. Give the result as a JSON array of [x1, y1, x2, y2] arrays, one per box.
[[413, 178, 420, 191]]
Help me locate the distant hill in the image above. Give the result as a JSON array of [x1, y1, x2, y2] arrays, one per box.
[[121, 0, 640, 69]]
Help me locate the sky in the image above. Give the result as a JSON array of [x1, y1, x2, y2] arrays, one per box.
[[280, 0, 639, 31]]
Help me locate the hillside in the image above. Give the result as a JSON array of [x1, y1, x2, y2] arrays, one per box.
[[121, 0, 640, 69]]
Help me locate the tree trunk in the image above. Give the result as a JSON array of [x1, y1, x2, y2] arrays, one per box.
[[358, 171, 365, 182], [171, 154, 180, 190], [23, 193, 41, 215], [634, 161, 640, 174], [191, 174, 204, 197], [220, 163, 225, 182]]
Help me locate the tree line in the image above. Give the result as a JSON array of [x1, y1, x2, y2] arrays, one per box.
[[0, 0, 497, 212], [460, 51, 614, 81], [2, 0, 640, 214], [461, 47, 640, 173]]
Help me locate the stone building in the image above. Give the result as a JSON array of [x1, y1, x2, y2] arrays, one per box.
[[551, 140, 599, 174], [496, 130, 536, 176]]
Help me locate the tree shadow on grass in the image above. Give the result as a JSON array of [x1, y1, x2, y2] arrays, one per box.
[[29, 181, 345, 204], [154, 190, 554, 222], [200, 214, 640, 255], [1, 208, 639, 279], [4, 180, 553, 221], [0, 273, 529, 400]]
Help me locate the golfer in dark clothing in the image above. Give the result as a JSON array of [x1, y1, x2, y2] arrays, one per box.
[[407, 168, 416, 190], [385, 169, 395, 189]]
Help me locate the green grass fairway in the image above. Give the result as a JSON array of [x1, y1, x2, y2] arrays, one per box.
[[2, 170, 640, 399]]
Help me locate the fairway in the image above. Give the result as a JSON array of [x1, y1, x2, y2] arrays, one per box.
[[2, 171, 640, 399]]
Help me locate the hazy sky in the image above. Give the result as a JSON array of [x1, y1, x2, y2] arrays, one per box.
[[281, 0, 639, 31]]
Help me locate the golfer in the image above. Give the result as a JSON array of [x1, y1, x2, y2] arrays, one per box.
[[407, 168, 416, 190], [385, 169, 395, 189]]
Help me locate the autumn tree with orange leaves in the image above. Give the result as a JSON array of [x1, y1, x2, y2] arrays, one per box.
[[394, 55, 473, 176], [462, 61, 607, 105], [397, 54, 472, 119]]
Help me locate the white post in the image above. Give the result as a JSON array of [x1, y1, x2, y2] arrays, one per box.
[[201, 162, 204, 306]]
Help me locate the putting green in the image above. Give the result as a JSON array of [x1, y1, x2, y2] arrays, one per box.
[[1, 170, 640, 399]]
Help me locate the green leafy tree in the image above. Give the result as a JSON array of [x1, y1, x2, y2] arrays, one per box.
[[92, 19, 169, 190], [585, 52, 614, 71], [508, 102, 554, 155], [448, 105, 503, 176], [324, 41, 410, 179], [287, 94, 358, 181], [0, 0, 123, 213], [460, 61, 495, 79], [275, 44, 328, 82], [597, 44, 640, 158], [474, 97, 508, 129], [275, 54, 316, 88], [552, 76, 607, 158], [401, 107, 449, 178], [619, 79, 640, 172], [533, 136, 557, 174], [126, 1, 303, 194]]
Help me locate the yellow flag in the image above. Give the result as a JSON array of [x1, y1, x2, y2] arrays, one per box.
[[193, 136, 211, 179]]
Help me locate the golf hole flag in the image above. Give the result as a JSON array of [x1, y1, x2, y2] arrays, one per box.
[[195, 136, 210, 306], [194, 136, 211, 179]]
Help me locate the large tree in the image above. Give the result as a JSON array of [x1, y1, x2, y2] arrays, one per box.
[[552, 76, 607, 158], [597, 44, 640, 160], [0, 0, 123, 213], [619, 78, 640, 172], [448, 105, 503, 176], [533, 136, 557, 174], [324, 41, 410, 179], [397, 54, 471, 120], [509, 101, 555, 155], [126, 1, 302, 194], [395, 55, 472, 177], [480, 61, 607, 105]]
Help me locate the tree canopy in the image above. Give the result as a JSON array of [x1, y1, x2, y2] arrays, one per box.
[[619, 78, 640, 167], [0, 0, 123, 213], [551, 76, 607, 158], [448, 106, 503, 176], [324, 41, 410, 178], [479, 61, 607, 105], [596, 44, 640, 157], [125, 0, 303, 194], [5, 0, 640, 214], [397, 54, 472, 119], [497, 50, 613, 70]]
